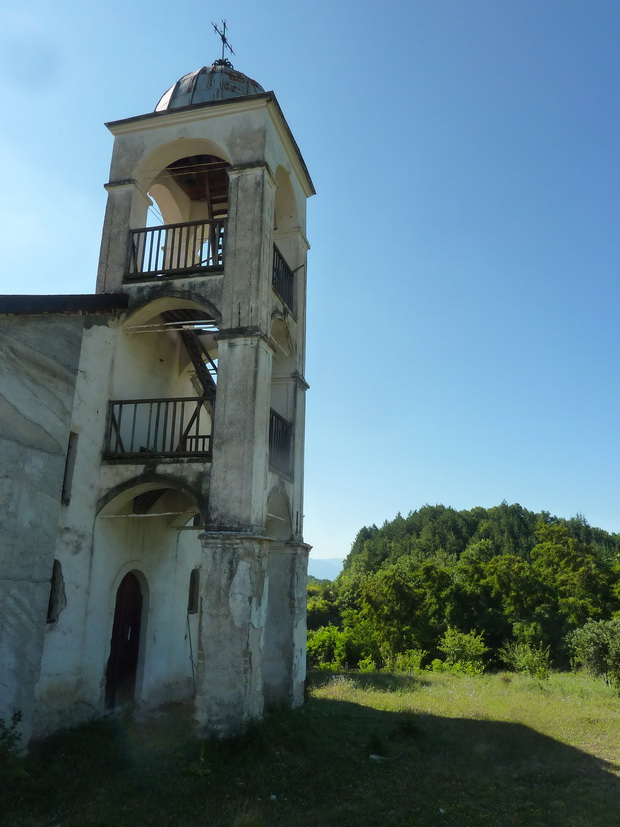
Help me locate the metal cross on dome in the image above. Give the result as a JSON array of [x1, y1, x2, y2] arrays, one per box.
[[212, 20, 235, 65]]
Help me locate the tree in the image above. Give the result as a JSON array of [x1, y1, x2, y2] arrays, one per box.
[[531, 523, 611, 629], [568, 618, 620, 690], [322, 503, 620, 668], [307, 579, 339, 630], [358, 560, 453, 660]]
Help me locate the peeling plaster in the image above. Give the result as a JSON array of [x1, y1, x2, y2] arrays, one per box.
[[228, 559, 251, 627]]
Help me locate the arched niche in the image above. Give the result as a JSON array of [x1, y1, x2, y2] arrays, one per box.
[[270, 317, 295, 420], [270, 317, 295, 375], [110, 297, 220, 419], [123, 294, 221, 329], [149, 154, 231, 226], [134, 139, 232, 229], [273, 166, 305, 315], [135, 138, 232, 192], [98, 478, 203, 528]]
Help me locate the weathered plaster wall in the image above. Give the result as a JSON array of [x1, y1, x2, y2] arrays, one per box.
[[195, 533, 269, 735], [208, 335, 272, 530], [0, 315, 84, 743], [34, 317, 117, 735], [37, 510, 202, 735], [263, 512, 308, 710], [34, 304, 206, 736]]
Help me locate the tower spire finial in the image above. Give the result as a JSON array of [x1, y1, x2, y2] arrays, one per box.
[[212, 20, 235, 67]]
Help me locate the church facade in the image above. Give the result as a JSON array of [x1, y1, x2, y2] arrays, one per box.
[[0, 61, 313, 744]]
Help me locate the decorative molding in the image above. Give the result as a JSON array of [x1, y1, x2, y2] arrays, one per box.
[[293, 371, 309, 391]]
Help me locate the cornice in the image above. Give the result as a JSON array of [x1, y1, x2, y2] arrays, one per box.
[[293, 371, 309, 391], [106, 93, 273, 134], [105, 93, 315, 199], [216, 326, 272, 347]]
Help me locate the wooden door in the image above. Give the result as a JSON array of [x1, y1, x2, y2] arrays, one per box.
[[105, 572, 143, 709]]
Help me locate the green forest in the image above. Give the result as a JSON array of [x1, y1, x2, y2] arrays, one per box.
[[307, 503, 620, 680]]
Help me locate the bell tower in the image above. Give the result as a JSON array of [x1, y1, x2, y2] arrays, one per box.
[[97, 58, 314, 733]]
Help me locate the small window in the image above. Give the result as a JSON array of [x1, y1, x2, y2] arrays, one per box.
[[187, 568, 200, 614], [61, 432, 79, 504], [47, 559, 66, 624]]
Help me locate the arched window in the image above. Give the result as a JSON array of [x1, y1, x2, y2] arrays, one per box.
[[47, 559, 66, 624], [187, 568, 200, 614], [269, 319, 295, 476]]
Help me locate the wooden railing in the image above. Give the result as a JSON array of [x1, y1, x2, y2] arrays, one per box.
[[272, 245, 294, 311], [269, 409, 293, 475], [125, 219, 225, 278], [104, 397, 211, 459]]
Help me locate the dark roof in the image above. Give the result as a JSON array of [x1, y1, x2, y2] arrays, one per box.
[[155, 64, 265, 111], [0, 294, 129, 315]]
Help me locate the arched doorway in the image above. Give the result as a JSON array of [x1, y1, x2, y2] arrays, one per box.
[[105, 572, 144, 709]]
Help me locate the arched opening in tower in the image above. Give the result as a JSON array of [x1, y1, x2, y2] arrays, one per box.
[[104, 300, 219, 460], [130, 154, 231, 277]]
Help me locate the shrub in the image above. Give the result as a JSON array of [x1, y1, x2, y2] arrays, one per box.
[[499, 641, 551, 679], [335, 623, 377, 670], [307, 615, 382, 671], [315, 662, 339, 672], [568, 618, 620, 691], [389, 648, 427, 673], [307, 625, 341, 668], [357, 656, 376, 673], [437, 628, 488, 675], [306, 581, 340, 631], [307, 624, 371, 670]]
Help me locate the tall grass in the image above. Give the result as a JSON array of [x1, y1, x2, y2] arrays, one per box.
[[3, 672, 620, 826]]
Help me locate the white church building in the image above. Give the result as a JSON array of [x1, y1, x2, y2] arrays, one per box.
[[0, 57, 313, 744]]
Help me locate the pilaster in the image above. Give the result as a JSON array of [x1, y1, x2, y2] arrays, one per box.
[[195, 532, 269, 735], [263, 542, 310, 709], [96, 180, 150, 293], [208, 330, 273, 529], [221, 164, 276, 331]]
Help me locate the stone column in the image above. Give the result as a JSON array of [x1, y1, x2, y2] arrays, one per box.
[[220, 164, 276, 331], [96, 179, 150, 293], [207, 162, 277, 531], [195, 533, 269, 736], [208, 332, 273, 530], [263, 543, 310, 710]]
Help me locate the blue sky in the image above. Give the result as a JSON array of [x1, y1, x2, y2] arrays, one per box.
[[1, 1, 618, 558]]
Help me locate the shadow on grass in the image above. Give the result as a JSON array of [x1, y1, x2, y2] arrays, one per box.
[[2, 692, 620, 826]]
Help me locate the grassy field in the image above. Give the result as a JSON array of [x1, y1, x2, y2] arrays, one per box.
[[3, 671, 620, 826]]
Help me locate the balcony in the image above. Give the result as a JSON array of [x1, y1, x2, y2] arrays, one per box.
[[269, 409, 293, 475], [125, 219, 225, 279], [104, 397, 212, 460], [272, 245, 294, 312]]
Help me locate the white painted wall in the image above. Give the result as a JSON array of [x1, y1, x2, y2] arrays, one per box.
[[34, 307, 207, 736]]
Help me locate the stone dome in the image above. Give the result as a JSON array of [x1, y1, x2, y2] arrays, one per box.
[[155, 62, 265, 111]]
